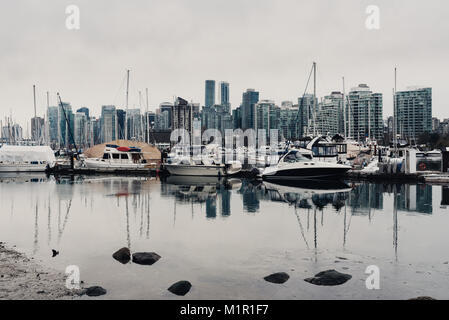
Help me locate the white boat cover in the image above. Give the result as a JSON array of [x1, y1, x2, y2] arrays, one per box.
[[0, 145, 56, 166]]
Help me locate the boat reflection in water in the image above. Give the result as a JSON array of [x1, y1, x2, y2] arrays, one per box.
[[262, 179, 351, 210], [1, 173, 447, 299]]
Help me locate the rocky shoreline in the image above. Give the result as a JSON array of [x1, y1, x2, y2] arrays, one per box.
[[0, 242, 80, 300]]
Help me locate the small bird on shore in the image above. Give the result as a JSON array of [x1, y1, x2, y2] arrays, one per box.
[[52, 249, 59, 257]]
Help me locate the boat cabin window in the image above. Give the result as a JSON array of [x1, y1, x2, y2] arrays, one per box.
[[131, 153, 141, 163], [336, 144, 347, 154], [112, 154, 120, 159], [312, 145, 337, 157], [283, 151, 311, 163], [120, 154, 129, 160], [102, 153, 110, 159]]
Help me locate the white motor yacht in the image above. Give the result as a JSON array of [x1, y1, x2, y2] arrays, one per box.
[[262, 149, 351, 181], [83, 145, 151, 172]]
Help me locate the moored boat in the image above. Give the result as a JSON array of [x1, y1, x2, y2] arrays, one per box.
[[262, 149, 351, 181], [83, 145, 152, 172], [0, 145, 56, 172]]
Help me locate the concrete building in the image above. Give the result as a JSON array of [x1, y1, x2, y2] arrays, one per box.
[[395, 87, 432, 143], [205, 80, 216, 108], [47, 106, 59, 144], [314, 92, 344, 136], [241, 89, 259, 130], [347, 84, 383, 141], [58, 102, 75, 147], [297, 94, 317, 137], [100, 105, 117, 143], [76, 107, 90, 119], [31, 116, 44, 143], [432, 117, 440, 132], [159, 102, 173, 129], [219, 81, 230, 112], [126, 109, 143, 141], [279, 103, 299, 140], [255, 100, 279, 140], [172, 97, 193, 140], [74, 112, 87, 147]]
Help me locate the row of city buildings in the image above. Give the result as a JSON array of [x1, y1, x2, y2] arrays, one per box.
[[0, 81, 434, 149]]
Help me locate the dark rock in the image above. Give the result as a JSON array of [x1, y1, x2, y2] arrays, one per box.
[[264, 272, 290, 284], [84, 286, 107, 297], [336, 256, 348, 260], [304, 269, 352, 286], [52, 249, 59, 257], [168, 281, 192, 296], [113, 247, 131, 264], [132, 252, 161, 265], [408, 296, 437, 300]]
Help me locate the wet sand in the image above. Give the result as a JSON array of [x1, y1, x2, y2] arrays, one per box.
[[0, 242, 79, 300]]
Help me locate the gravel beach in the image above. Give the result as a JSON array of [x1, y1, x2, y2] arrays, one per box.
[[0, 242, 79, 300]]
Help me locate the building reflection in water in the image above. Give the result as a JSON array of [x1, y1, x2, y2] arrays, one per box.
[[442, 186, 449, 207], [160, 176, 241, 219], [0, 173, 441, 260]]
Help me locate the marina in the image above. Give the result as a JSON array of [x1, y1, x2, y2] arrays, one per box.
[[1, 0, 448, 307]]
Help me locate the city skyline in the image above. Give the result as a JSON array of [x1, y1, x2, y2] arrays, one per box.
[[1, 0, 448, 128]]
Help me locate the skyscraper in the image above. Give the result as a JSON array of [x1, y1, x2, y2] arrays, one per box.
[[297, 94, 317, 137], [241, 89, 259, 130], [279, 103, 299, 140], [76, 107, 90, 120], [100, 105, 117, 143], [395, 87, 432, 143], [219, 81, 230, 110], [126, 109, 143, 140], [255, 100, 279, 139], [74, 112, 87, 147], [116, 109, 126, 139], [47, 106, 59, 144], [315, 92, 344, 136], [172, 97, 193, 139], [31, 116, 44, 143], [205, 80, 216, 108], [159, 102, 173, 129], [347, 84, 383, 141], [58, 102, 75, 147]]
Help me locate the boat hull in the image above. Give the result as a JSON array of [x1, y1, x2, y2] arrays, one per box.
[[262, 166, 350, 180], [164, 164, 226, 177], [0, 164, 48, 172], [83, 159, 149, 172]]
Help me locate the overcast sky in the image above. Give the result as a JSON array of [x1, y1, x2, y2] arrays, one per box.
[[1, 0, 448, 127]]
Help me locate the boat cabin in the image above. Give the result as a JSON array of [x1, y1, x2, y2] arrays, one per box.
[[101, 147, 146, 164]]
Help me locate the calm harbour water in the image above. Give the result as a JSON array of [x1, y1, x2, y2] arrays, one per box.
[[1, 173, 449, 299]]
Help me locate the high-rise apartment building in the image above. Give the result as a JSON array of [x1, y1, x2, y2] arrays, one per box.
[[205, 80, 216, 108], [219, 81, 230, 111], [241, 89, 259, 130], [100, 105, 117, 143], [347, 84, 383, 141], [395, 87, 432, 142]]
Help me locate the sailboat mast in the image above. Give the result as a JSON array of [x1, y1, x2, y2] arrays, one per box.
[[368, 99, 371, 141], [393, 67, 397, 157], [33, 85, 37, 144], [146, 88, 149, 144], [342, 77, 346, 137], [125, 69, 130, 141], [33, 85, 37, 117], [313, 62, 317, 136]]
